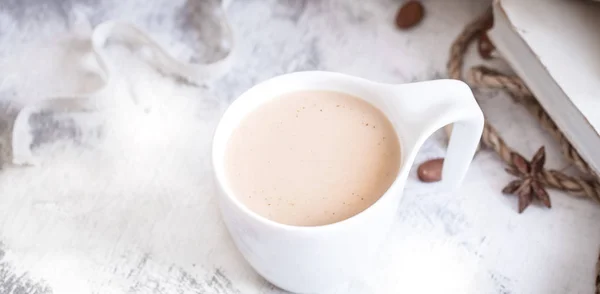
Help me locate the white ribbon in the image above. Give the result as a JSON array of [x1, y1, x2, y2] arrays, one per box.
[[3, 5, 234, 166]]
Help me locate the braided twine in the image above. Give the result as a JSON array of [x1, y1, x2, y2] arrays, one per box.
[[445, 8, 600, 292]]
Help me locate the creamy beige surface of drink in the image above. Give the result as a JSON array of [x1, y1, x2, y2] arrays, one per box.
[[225, 90, 401, 226]]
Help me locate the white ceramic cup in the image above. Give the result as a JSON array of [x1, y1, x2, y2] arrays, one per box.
[[212, 71, 484, 294]]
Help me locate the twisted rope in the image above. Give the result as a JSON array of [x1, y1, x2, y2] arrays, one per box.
[[446, 7, 600, 203], [446, 8, 600, 292], [468, 66, 596, 178]]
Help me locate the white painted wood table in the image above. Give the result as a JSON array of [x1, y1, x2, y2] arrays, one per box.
[[0, 1, 599, 293]]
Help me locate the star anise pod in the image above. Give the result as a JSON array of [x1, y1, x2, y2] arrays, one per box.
[[502, 146, 551, 213]]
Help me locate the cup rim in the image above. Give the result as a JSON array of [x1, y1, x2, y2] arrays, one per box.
[[211, 71, 404, 232]]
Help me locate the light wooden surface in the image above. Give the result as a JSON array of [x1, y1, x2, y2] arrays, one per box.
[[491, 0, 600, 175], [0, 1, 599, 293]]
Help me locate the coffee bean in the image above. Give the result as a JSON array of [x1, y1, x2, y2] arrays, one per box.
[[417, 158, 444, 182], [478, 32, 495, 60], [395, 1, 424, 30]]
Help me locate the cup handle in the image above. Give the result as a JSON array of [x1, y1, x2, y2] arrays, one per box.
[[393, 79, 484, 190]]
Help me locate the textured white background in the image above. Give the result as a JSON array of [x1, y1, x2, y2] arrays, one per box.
[[0, 0, 599, 293]]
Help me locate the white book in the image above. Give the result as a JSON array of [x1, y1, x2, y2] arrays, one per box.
[[489, 0, 600, 174]]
